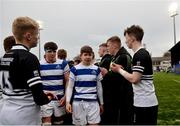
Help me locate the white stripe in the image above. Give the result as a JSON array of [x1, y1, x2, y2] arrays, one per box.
[[75, 87, 96, 93], [13, 89, 29, 92], [133, 65, 144, 70], [74, 94, 97, 99], [40, 69, 64, 76], [133, 68, 144, 72], [64, 64, 70, 73], [2, 94, 35, 103], [29, 80, 42, 87], [42, 80, 63, 86], [142, 75, 153, 77], [27, 77, 41, 84], [70, 72, 75, 80], [141, 77, 153, 80], [76, 75, 97, 81], [44, 90, 64, 96]]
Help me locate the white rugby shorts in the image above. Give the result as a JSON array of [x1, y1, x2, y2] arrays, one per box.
[[72, 101, 100, 125], [41, 100, 66, 117]]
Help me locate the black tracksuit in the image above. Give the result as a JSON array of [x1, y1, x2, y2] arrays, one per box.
[[101, 47, 134, 125]]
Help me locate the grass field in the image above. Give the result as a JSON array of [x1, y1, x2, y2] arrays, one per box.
[[154, 72, 180, 125]]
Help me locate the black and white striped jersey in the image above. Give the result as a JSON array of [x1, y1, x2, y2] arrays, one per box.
[[132, 48, 158, 107], [0, 44, 49, 105]]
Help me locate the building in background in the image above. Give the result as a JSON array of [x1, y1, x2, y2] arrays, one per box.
[[152, 56, 171, 72]]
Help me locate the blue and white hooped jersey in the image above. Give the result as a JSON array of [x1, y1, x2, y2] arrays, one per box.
[[70, 63, 102, 101], [40, 59, 69, 99]]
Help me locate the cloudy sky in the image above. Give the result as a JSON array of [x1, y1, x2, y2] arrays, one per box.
[[0, 0, 180, 60]]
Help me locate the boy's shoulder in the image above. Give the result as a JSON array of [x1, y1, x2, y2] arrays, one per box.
[[75, 63, 99, 69]]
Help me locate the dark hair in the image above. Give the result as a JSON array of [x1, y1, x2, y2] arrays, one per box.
[[3, 36, 16, 52], [68, 60, 74, 68], [80, 45, 93, 54], [107, 36, 121, 46], [57, 49, 67, 59], [44, 42, 58, 51], [73, 55, 81, 63], [92, 51, 95, 59], [99, 43, 107, 47], [124, 25, 144, 41]]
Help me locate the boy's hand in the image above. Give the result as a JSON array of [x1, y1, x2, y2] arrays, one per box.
[[100, 67, 108, 77], [59, 96, 66, 106], [45, 92, 56, 100], [66, 102, 72, 113], [110, 63, 124, 73], [100, 105, 104, 115]]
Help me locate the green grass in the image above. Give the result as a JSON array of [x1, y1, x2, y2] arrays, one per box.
[[154, 72, 180, 125]]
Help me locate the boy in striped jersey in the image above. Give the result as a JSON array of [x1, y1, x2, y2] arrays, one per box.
[[111, 25, 158, 125], [40, 42, 70, 125], [66, 45, 104, 125]]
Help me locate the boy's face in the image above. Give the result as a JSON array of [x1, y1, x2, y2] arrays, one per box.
[[107, 41, 116, 55], [125, 33, 134, 49], [80, 52, 93, 65], [45, 49, 57, 63], [25, 29, 39, 48], [98, 46, 106, 57]]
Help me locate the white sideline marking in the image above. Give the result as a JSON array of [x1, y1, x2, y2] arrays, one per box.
[[173, 79, 180, 83]]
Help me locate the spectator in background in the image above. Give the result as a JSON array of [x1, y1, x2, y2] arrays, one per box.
[[67, 60, 74, 69], [3, 36, 16, 52], [57, 49, 67, 60], [98, 43, 112, 70], [98, 43, 112, 124], [0, 35, 16, 113], [57, 48, 74, 125], [73, 55, 81, 66]]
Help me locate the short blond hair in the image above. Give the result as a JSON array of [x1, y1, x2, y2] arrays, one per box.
[[107, 36, 121, 47], [12, 16, 39, 41]]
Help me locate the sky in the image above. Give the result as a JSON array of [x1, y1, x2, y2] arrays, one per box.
[[0, 0, 180, 60]]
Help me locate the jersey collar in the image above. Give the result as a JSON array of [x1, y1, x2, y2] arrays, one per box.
[[12, 44, 29, 51], [134, 46, 143, 54]]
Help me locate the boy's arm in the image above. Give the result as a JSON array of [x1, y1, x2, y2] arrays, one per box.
[[64, 71, 70, 89], [97, 80, 103, 105], [97, 80, 104, 114], [66, 78, 74, 113], [66, 78, 74, 104], [59, 71, 70, 106]]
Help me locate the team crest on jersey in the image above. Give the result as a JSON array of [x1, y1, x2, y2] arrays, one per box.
[[91, 70, 97, 75], [136, 61, 141, 66], [33, 70, 39, 77], [56, 64, 61, 69]]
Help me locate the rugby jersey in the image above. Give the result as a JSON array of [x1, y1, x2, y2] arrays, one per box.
[[0, 44, 49, 105], [69, 63, 103, 103], [40, 59, 69, 100], [132, 48, 158, 107]]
